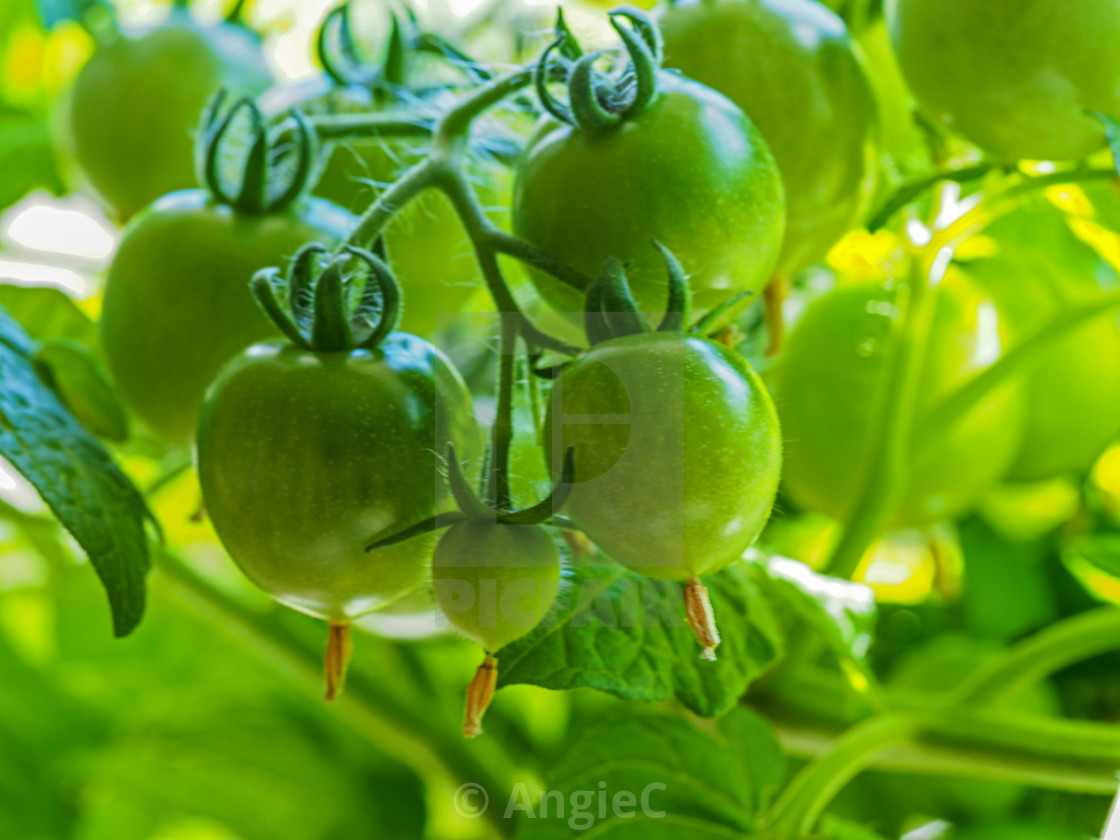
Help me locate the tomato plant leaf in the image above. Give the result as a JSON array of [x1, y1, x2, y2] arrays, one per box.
[[0, 109, 64, 212], [516, 712, 760, 839], [1089, 111, 1120, 178], [496, 557, 783, 717], [750, 552, 876, 667], [0, 285, 100, 349], [717, 707, 787, 815], [1062, 532, 1120, 580], [33, 338, 129, 442], [0, 305, 151, 636]]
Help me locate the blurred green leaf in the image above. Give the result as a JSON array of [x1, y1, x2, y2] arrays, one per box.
[[1089, 111, 1120, 178], [517, 711, 771, 839], [0, 285, 99, 349], [1062, 532, 1120, 579], [0, 305, 151, 636], [751, 552, 876, 667], [497, 557, 783, 718], [0, 108, 63, 212], [717, 707, 787, 815], [34, 338, 128, 441]]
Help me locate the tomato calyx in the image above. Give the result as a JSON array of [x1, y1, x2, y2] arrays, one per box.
[[250, 241, 402, 352], [198, 92, 317, 215], [317, 1, 489, 100], [535, 7, 664, 134], [585, 241, 692, 344]]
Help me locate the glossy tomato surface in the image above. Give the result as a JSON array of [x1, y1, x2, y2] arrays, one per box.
[[661, 0, 878, 274], [99, 190, 353, 446], [197, 335, 480, 622], [68, 14, 271, 221], [886, 0, 1120, 161], [545, 331, 782, 580], [774, 275, 1025, 526], [512, 72, 785, 319], [432, 521, 561, 652]]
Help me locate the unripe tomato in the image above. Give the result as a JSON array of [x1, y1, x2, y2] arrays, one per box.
[[545, 332, 782, 580], [885, 0, 1120, 161], [661, 0, 878, 275], [67, 13, 271, 221], [512, 72, 785, 318], [774, 275, 1025, 526], [197, 335, 480, 622], [962, 205, 1120, 482], [432, 521, 561, 652], [99, 191, 353, 446]]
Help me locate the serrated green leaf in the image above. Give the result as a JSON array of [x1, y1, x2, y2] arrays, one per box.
[[717, 707, 787, 815], [516, 712, 758, 840], [496, 558, 783, 718], [34, 338, 128, 442], [0, 305, 151, 636]]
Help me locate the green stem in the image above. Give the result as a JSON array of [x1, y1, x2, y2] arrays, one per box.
[[433, 67, 536, 155], [342, 158, 440, 252], [954, 607, 1120, 705], [482, 228, 592, 292], [489, 316, 518, 511], [438, 170, 580, 355], [758, 715, 914, 838], [154, 550, 520, 839], [310, 113, 436, 142], [767, 707, 1120, 798], [823, 257, 941, 579]]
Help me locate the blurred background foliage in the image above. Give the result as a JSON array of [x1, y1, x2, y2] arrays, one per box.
[[5, 0, 1120, 838]]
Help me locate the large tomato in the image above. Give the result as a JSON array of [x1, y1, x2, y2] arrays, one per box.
[[197, 333, 480, 623], [100, 191, 353, 446], [885, 0, 1120, 161], [512, 71, 785, 319], [774, 274, 1025, 526], [661, 0, 878, 274], [67, 12, 271, 221], [545, 331, 782, 580]]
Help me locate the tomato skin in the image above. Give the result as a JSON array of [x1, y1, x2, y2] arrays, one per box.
[[886, 0, 1120, 161], [68, 14, 271, 221], [512, 72, 785, 319], [661, 0, 878, 275], [774, 276, 1025, 526], [99, 190, 353, 446], [432, 521, 561, 652], [545, 332, 782, 580], [197, 336, 480, 622]]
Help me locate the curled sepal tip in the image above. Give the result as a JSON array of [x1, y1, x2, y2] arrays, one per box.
[[324, 623, 353, 701], [463, 655, 498, 738], [250, 244, 404, 352], [533, 6, 662, 133], [684, 578, 720, 661], [583, 242, 691, 344], [198, 90, 318, 215]]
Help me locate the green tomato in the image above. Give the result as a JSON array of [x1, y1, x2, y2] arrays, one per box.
[[432, 521, 562, 652], [512, 72, 785, 319], [961, 208, 1120, 482], [885, 0, 1120, 161], [774, 275, 1025, 526], [545, 332, 782, 580], [661, 0, 878, 275], [68, 13, 271, 221], [197, 335, 480, 622], [100, 190, 353, 446]]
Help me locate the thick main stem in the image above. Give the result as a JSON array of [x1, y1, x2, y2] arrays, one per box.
[[488, 316, 518, 511]]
